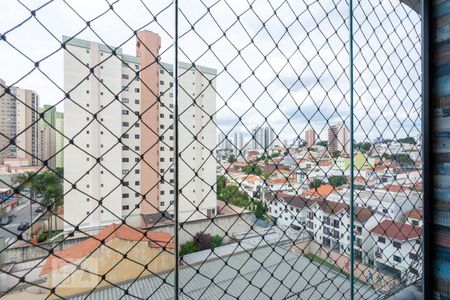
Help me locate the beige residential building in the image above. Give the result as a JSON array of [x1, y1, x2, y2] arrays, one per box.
[[328, 122, 350, 155], [38, 105, 57, 169], [55, 111, 64, 168], [0, 79, 39, 165], [305, 127, 316, 148], [63, 31, 217, 233], [38, 126, 56, 170]]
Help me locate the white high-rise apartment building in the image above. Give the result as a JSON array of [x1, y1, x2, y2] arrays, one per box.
[[0, 79, 39, 165], [233, 131, 244, 155], [63, 32, 217, 232], [328, 122, 350, 155], [251, 126, 275, 150]]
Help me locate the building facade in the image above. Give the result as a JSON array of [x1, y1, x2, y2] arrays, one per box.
[[55, 111, 64, 169], [328, 122, 350, 154], [0, 79, 40, 165], [63, 31, 217, 232], [305, 127, 316, 148], [38, 105, 57, 169]]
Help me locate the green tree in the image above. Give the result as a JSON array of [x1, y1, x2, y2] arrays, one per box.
[[309, 179, 323, 189], [328, 175, 347, 187], [216, 176, 226, 196], [397, 137, 416, 145], [40, 172, 64, 239], [359, 142, 372, 153], [242, 164, 263, 176], [381, 152, 391, 160], [316, 141, 328, 147], [220, 185, 250, 207], [391, 153, 414, 167], [253, 200, 266, 219], [331, 151, 341, 158], [227, 154, 236, 163]]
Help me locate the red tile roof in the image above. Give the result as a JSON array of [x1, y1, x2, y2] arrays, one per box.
[[371, 220, 422, 241], [304, 184, 335, 198], [40, 224, 174, 276], [406, 209, 422, 220]]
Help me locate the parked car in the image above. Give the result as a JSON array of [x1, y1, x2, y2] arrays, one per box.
[[0, 216, 12, 226], [17, 222, 29, 231], [35, 207, 44, 213]]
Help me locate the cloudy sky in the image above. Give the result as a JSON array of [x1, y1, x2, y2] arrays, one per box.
[[0, 0, 421, 143]]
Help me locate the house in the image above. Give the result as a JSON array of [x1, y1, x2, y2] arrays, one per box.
[[303, 184, 336, 199], [371, 220, 422, 280], [405, 209, 423, 227], [266, 193, 317, 230], [40, 224, 174, 298], [305, 199, 385, 264]]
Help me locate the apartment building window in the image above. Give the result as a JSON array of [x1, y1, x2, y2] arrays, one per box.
[[122, 134, 129, 138], [378, 237, 386, 244], [160, 201, 165, 206], [122, 122, 129, 127], [122, 110, 129, 115], [135, 123, 139, 128], [135, 169, 140, 174], [122, 74, 129, 79], [393, 255, 402, 263], [135, 146, 140, 151], [160, 158, 165, 162], [123, 86, 129, 91], [122, 98, 129, 103], [135, 204, 140, 209], [160, 113, 164, 118], [135, 99, 139, 104], [122, 170, 128, 175], [122, 205, 129, 210], [135, 134, 140, 139], [135, 181, 140, 186], [122, 146, 129, 150], [122, 194, 129, 199], [160, 191, 165, 195], [409, 253, 418, 261], [135, 64, 139, 70], [135, 88, 139, 93], [160, 124, 165, 129], [160, 70, 164, 74], [393, 241, 402, 249], [122, 158, 129, 162], [160, 80, 164, 85]]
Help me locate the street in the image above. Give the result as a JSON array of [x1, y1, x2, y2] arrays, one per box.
[[0, 199, 41, 244]]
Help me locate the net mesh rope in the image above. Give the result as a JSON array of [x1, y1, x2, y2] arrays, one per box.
[[0, 0, 422, 299]]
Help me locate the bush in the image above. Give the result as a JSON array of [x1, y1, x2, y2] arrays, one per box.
[[180, 241, 199, 256], [209, 234, 223, 248], [38, 232, 49, 243], [194, 232, 212, 250]]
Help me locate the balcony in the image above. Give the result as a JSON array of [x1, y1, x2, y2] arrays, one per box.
[[0, 0, 429, 299]]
